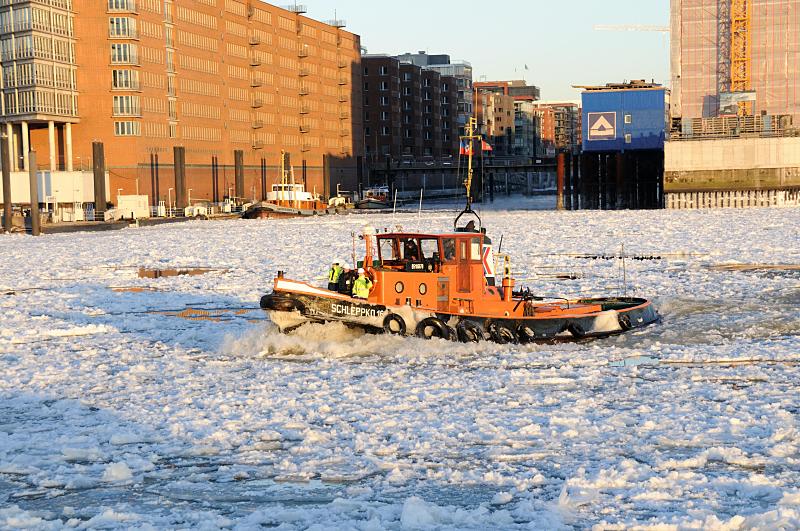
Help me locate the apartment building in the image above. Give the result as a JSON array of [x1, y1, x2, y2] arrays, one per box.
[[475, 90, 515, 155], [0, 0, 363, 202], [529, 101, 581, 155], [473, 80, 540, 102], [395, 52, 473, 136], [362, 54, 459, 163]]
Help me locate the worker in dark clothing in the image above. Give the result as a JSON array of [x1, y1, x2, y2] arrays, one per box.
[[403, 239, 420, 261]]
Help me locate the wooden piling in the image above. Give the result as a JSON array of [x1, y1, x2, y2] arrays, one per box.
[[2, 133, 11, 232], [28, 151, 40, 236]]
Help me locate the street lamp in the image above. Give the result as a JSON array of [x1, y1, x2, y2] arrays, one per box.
[[167, 187, 174, 217]]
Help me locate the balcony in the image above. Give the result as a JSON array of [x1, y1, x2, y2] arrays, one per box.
[[338, 95, 348, 103], [324, 19, 346, 28], [251, 99, 263, 108], [300, 144, 311, 153], [339, 128, 349, 137], [337, 59, 348, 69], [112, 106, 141, 117], [250, 77, 263, 87], [252, 140, 264, 150], [283, 4, 307, 13], [299, 123, 310, 133], [337, 76, 348, 86], [339, 112, 349, 120], [249, 56, 262, 67], [299, 105, 310, 114], [299, 68, 310, 77], [299, 86, 309, 96], [248, 35, 261, 46], [112, 81, 141, 91], [108, 0, 137, 13], [297, 48, 309, 58], [252, 120, 264, 129]]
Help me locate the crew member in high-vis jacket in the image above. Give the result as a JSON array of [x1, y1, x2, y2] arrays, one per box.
[[352, 268, 373, 299], [327, 260, 344, 291]]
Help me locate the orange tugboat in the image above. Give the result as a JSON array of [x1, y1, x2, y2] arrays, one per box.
[[260, 120, 659, 343]]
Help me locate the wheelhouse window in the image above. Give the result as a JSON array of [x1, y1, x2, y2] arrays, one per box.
[[420, 239, 439, 260], [378, 237, 399, 263], [470, 237, 481, 262]]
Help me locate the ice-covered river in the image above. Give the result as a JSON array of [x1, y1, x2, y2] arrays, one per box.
[[1, 198, 799, 529]]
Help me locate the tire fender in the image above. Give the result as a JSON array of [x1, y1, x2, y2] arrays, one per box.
[[568, 323, 587, 339], [457, 320, 485, 343], [517, 324, 537, 344], [489, 321, 518, 344], [618, 313, 633, 331], [383, 313, 407, 336], [415, 317, 449, 340]]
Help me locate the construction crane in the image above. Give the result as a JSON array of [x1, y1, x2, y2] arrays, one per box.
[[593, 25, 669, 33], [730, 0, 752, 116]]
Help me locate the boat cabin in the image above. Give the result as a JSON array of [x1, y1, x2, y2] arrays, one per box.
[[368, 231, 502, 314], [267, 183, 316, 202]]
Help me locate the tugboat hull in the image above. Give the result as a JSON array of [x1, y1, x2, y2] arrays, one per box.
[[261, 279, 659, 343]]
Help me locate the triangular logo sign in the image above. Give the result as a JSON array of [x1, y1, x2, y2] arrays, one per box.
[[588, 112, 617, 140]]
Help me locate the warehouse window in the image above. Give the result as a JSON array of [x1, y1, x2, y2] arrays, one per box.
[[114, 120, 140, 136], [109, 17, 136, 38], [110, 43, 137, 64], [625, 134, 632, 144], [624, 114, 632, 124], [112, 69, 138, 89], [108, 0, 136, 12]]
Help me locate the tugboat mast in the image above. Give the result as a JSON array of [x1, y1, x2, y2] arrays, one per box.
[[455, 116, 483, 231]]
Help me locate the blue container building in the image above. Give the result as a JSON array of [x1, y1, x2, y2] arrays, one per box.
[[560, 81, 668, 210], [579, 82, 669, 153]]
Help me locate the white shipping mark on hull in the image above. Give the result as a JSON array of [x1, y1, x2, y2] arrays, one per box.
[[331, 302, 386, 319]]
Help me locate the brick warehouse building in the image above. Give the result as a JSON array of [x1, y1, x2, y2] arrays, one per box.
[[0, 0, 363, 206]]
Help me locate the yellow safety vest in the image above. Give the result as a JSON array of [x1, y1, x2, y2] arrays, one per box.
[[328, 265, 343, 283], [352, 275, 373, 299]]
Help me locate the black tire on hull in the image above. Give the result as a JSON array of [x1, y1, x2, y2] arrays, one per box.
[[383, 314, 407, 336], [618, 313, 633, 331], [416, 317, 450, 340], [568, 323, 587, 339], [457, 320, 485, 343], [261, 295, 301, 313], [489, 321, 518, 344], [517, 324, 537, 344]]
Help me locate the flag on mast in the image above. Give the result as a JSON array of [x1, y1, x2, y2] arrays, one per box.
[[459, 139, 473, 155], [481, 140, 493, 152]]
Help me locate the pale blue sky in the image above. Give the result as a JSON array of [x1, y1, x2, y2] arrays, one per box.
[[300, 0, 670, 101]]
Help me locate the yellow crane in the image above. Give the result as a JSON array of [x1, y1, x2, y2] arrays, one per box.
[[730, 0, 752, 116]]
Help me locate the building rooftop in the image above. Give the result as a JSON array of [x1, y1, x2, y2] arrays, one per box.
[[573, 80, 665, 92]]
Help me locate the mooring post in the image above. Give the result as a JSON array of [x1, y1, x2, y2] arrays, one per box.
[[260, 157, 266, 200], [154, 153, 160, 207], [28, 151, 40, 236], [210, 156, 216, 204], [149, 153, 156, 208], [234, 150, 244, 199], [2, 133, 11, 232], [92, 141, 107, 220], [556, 152, 565, 210], [173, 146, 186, 209]]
